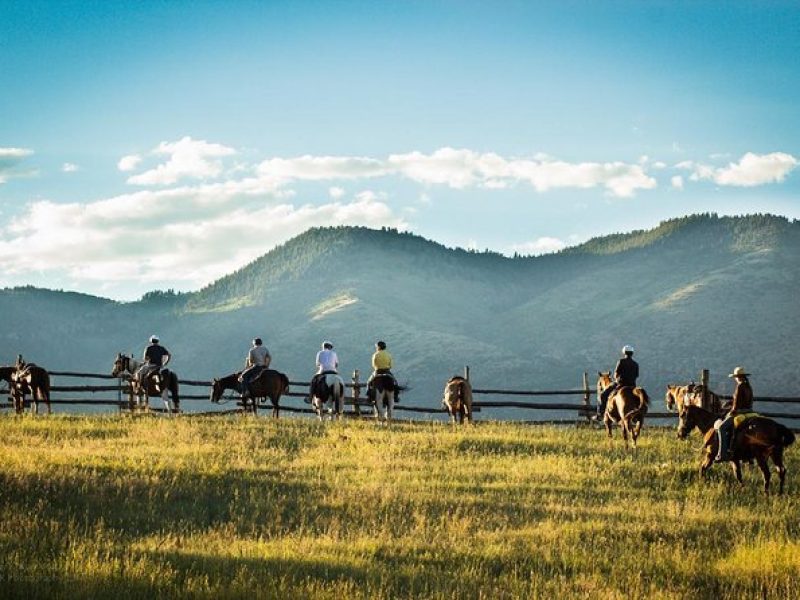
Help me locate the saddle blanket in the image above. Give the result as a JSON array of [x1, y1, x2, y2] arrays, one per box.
[[733, 412, 759, 428]]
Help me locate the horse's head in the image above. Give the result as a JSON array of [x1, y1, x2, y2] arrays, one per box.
[[209, 378, 224, 403], [442, 377, 463, 415], [596, 371, 612, 395], [111, 353, 130, 378], [676, 407, 691, 439], [665, 385, 678, 411]]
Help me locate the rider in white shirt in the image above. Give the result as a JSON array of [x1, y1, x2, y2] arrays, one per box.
[[310, 341, 338, 399]]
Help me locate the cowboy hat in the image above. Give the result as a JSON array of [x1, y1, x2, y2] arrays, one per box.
[[728, 366, 750, 378]]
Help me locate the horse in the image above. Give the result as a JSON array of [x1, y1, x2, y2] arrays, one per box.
[[0, 366, 14, 400], [370, 373, 397, 422], [8, 364, 51, 415], [665, 383, 722, 414], [441, 376, 473, 424], [112, 353, 180, 414], [310, 373, 345, 420], [679, 405, 795, 495], [210, 369, 289, 417], [597, 372, 649, 448]]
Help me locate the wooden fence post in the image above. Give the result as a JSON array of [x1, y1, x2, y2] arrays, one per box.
[[352, 369, 361, 416], [582, 372, 591, 421], [701, 369, 710, 411], [464, 366, 470, 382]]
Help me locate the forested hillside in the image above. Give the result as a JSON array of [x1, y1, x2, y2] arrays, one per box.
[[1, 213, 798, 406]]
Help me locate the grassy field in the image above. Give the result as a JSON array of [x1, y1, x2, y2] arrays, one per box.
[[0, 415, 798, 599]]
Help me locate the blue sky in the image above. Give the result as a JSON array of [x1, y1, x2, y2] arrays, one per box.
[[1, 1, 798, 299]]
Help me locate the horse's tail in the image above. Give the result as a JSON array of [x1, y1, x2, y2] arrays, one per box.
[[281, 373, 290, 394], [778, 423, 796, 448], [624, 388, 649, 422]]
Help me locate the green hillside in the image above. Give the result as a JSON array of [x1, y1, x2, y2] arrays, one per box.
[[1, 214, 799, 407]]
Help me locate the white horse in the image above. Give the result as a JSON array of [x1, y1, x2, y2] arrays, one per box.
[[370, 373, 396, 422], [112, 353, 180, 415], [311, 373, 345, 420]]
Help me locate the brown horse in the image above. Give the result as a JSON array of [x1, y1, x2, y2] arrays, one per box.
[[680, 405, 795, 495], [9, 364, 51, 415], [597, 372, 649, 448], [441, 376, 473, 424], [112, 353, 180, 414], [210, 369, 289, 417]]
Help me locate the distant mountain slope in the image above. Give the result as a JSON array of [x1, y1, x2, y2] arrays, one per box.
[[1, 213, 798, 408]]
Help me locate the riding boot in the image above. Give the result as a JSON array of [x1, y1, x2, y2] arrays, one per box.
[[715, 427, 733, 462]]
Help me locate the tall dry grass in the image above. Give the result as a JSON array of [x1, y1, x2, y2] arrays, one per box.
[[0, 415, 797, 599]]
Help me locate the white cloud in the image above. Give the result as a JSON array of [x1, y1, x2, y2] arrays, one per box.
[[328, 186, 345, 199], [62, 163, 80, 173], [257, 155, 387, 182], [0, 175, 404, 296], [254, 147, 657, 198], [510, 236, 567, 256], [118, 154, 142, 172], [711, 152, 797, 187], [671, 175, 684, 190], [677, 152, 798, 187], [126, 136, 236, 186], [0, 147, 34, 184]]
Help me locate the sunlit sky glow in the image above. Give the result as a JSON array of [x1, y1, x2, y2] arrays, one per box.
[[1, 1, 798, 299]]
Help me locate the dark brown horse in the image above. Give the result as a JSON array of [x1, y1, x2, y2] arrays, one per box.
[[597, 372, 649, 448], [210, 369, 289, 417], [441, 376, 473, 424], [8, 364, 51, 415], [680, 405, 795, 495], [112, 353, 180, 414], [1, 366, 17, 411]]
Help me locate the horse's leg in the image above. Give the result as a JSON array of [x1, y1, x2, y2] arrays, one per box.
[[161, 388, 172, 416], [32, 389, 38, 416], [43, 386, 51, 416], [699, 451, 714, 480], [731, 461, 744, 487], [386, 391, 393, 423], [773, 450, 787, 495], [755, 455, 771, 495]]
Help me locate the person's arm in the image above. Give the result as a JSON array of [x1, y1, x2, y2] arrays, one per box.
[[264, 348, 271, 368], [371, 352, 378, 370], [613, 360, 623, 382], [162, 350, 170, 367]]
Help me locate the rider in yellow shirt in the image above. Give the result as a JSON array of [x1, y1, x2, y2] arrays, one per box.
[[368, 340, 399, 402]]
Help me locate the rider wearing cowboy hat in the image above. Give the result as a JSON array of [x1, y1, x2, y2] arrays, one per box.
[[597, 345, 639, 418], [715, 366, 754, 462], [136, 335, 171, 387]]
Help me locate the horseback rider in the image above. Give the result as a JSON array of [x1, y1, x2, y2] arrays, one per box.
[[136, 335, 170, 387], [598, 345, 638, 418], [715, 366, 754, 462], [239, 337, 271, 400], [368, 340, 399, 403], [310, 341, 338, 400]]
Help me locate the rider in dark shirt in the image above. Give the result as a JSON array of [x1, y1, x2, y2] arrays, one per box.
[[598, 345, 639, 418], [137, 335, 170, 384]]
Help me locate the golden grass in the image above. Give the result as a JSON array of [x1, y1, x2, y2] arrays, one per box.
[[0, 415, 797, 599]]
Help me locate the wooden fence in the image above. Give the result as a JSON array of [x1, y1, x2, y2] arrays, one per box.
[[2, 367, 799, 425]]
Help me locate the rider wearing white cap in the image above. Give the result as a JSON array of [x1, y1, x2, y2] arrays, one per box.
[[136, 334, 171, 387], [310, 341, 339, 399], [598, 345, 639, 418]]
